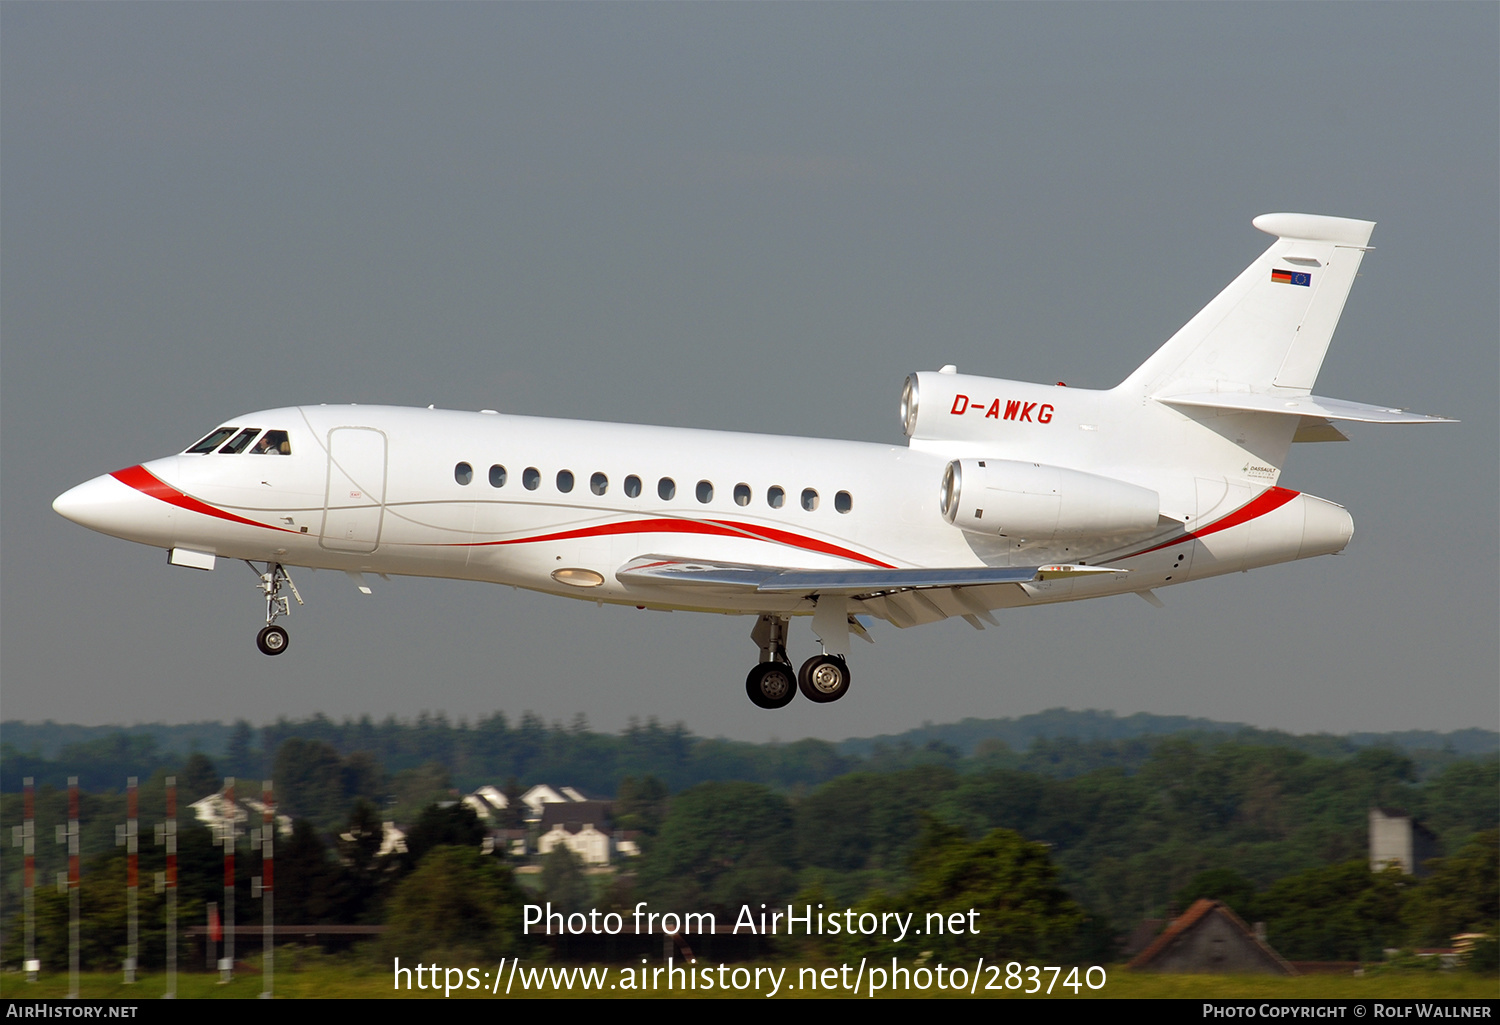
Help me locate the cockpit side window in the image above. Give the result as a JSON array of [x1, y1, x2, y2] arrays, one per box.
[[187, 427, 236, 454], [251, 430, 291, 455], [219, 428, 261, 454]]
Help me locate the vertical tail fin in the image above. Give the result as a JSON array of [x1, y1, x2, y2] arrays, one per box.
[[1121, 213, 1375, 399]]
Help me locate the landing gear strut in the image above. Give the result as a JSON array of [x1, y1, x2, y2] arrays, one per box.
[[246, 561, 302, 656], [746, 615, 795, 708]]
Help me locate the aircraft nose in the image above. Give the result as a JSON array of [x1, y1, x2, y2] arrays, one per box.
[[53, 472, 151, 538]]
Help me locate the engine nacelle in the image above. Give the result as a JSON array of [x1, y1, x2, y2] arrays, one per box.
[[939, 458, 1160, 540], [901, 370, 1067, 442]]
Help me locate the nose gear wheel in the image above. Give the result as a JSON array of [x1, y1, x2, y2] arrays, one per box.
[[246, 560, 302, 656], [257, 624, 289, 656]]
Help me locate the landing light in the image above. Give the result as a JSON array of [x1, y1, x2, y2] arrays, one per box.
[[552, 568, 605, 588]]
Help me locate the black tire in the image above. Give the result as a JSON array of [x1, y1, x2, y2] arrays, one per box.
[[797, 654, 850, 703], [745, 662, 796, 709], [256, 625, 289, 656]]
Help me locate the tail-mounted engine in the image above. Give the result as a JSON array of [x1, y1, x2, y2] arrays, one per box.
[[939, 458, 1160, 541], [901, 370, 1068, 443]]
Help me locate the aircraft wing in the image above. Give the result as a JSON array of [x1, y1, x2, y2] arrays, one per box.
[[616, 555, 1124, 596]]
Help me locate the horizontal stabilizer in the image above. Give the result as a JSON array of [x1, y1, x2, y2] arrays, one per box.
[[617, 555, 1128, 597], [1156, 391, 1456, 424]]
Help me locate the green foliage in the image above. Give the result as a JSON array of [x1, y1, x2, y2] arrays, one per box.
[[272, 738, 381, 829], [1465, 936, 1498, 975], [180, 752, 220, 803], [1257, 861, 1413, 961], [403, 803, 486, 870], [335, 799, 394, 922], [613, 775, 668, 840], [1422, 761, 1500, 850], [1404, 828, 1499, 947], [539, 845, 591, 914], [636, 782, 796, 912], [796, 765, 959, 902], [272, 818, 338, 925], [225, 719, 260, 778], [380, 847, 526, 961], [1175, 868, 1259, 923], [385, 762, 453, 824], [847, 820, 1085, 962]]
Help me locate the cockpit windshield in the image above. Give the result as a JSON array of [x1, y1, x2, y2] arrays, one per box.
[[186, 427, 236, 454], [185, 426, 292, 455], [252, 430, 290, 455], [219, 428, 261, 454]]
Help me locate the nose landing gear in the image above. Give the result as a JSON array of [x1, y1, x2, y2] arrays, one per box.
[[246, 561, 302, 656]]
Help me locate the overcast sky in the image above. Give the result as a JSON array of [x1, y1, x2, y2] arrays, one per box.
[[3, 4, 1495, 744]]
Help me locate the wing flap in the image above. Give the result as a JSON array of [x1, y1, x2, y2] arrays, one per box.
[[616, 555, 1124, 597]]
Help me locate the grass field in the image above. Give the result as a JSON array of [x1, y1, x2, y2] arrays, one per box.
[[3, 952, 1496, 1000]]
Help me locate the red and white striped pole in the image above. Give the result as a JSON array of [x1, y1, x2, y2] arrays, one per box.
[[261, 780, 274, 999], [164, 775, 178, 999], [68, 776, 79, 999], [222, 776, 235, 983], [22, 776, 37, 981], [125, 776, 138, 982]]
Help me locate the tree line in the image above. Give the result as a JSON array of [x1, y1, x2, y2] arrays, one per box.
[[1, 728, 1494, 969]]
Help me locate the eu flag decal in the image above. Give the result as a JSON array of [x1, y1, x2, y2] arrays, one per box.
[[1271, 268, 1312, 286]]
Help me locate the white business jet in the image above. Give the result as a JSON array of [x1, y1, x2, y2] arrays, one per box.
[[54, 213, 1452, 709]]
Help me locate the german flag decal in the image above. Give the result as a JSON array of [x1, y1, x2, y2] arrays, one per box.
[[1271, 268, 1312, 286]]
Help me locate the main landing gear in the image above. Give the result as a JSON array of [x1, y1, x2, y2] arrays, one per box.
[[745, 615, 851, 709], [247, 561, 302, 656]]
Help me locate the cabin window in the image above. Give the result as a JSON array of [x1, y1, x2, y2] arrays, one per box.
[[590, 472, 608, 496], [455, 462, 473, 485], [767, 486, 785, 509], [252, 430, 290, 455], [187, 427, 236, 454], [658, 477, 676, 500], [523, 467, 540, 490], [557, 470, 575, 493], [219, 428, 261, 454], [835, 490, 853, 513], [489, 465, 507, 488], [734, 483, 751, 506], [624, 475, 642, 498], [696, 480, 714, 504], [801, 488, 819, 511]]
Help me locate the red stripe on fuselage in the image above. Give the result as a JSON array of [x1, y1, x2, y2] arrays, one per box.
[[110, 465, 295, 533], [1112, 486, 1300, 561], [706, 520, 893, 567], [461, 517, 895, 568]]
